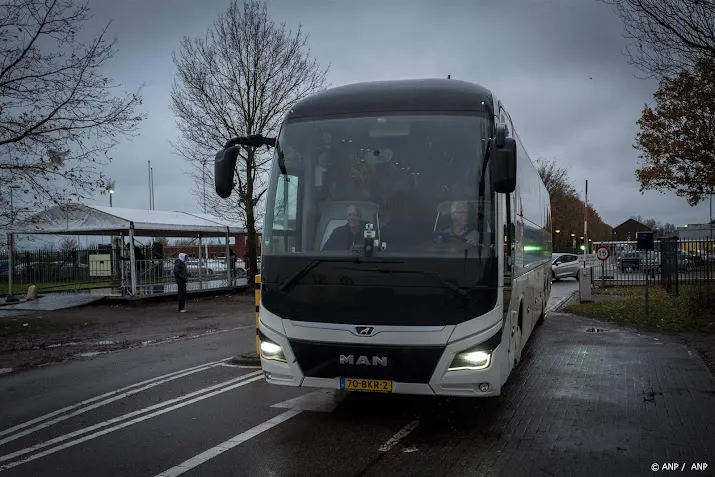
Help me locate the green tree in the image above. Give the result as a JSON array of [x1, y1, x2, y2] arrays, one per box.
[[536, 158, 612, 250], [634, 56, 715, 206]]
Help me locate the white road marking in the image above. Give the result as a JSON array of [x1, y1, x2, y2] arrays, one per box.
[[0, 371, 262, 466], [139, 326, 251, 347], [378, 420, 420, 453], [154, 409, 302, 477], [0, 357, 231, 440], [154, 390, 341, 477], [270, 389, 345, 413], [0, 374, 263, 472]]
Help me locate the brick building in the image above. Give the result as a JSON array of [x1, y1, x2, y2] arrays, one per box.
[[611, 219, 651, 241], [163, 234, 262, 259]]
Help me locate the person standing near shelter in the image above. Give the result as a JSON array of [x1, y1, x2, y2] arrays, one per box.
[[173, 253, 189, 312], [229, 249, 237, 280]]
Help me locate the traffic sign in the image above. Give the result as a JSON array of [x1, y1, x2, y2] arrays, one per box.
[[595, 245, 610, 261]]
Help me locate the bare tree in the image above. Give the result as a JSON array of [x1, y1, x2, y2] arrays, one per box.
[[0, 0, 144, 228], [170, 0, 329, 278], [59, 236, 77, 250], [602, 0, 715, 78], [535, 158, 577, 199]]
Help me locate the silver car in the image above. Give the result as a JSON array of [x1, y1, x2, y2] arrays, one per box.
[[551, 253, 580, 281]]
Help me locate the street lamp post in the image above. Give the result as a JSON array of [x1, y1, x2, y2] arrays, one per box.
[[555, 229, 560, 252], [105, 181, 115, 207]]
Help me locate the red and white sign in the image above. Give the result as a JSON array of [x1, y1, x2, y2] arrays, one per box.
[[595, 245, 610, 261]]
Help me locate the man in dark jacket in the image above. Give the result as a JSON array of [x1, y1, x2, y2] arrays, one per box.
[[173, 253, 189, 312], [322, 204, 366, 251]]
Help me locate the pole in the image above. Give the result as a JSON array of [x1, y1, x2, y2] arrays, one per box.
[[601, 260, 605, 288], [709, 192, 712, 243], [5, 186, 20, 303], [148, 160, 152, 209], [584, 179, 588, 267], [225, 228, 231, 287], [129, 226, 137, 296], [150, 167, 155, 210], [202, 160, 207, 214], [198, 234, 203, 291], [255, 274, 261, 354], [109, 193, 113, 208], [645, 262, 649, 318]]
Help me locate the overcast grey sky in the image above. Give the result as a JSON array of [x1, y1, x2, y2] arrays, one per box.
[[83, 0, 712, 228]]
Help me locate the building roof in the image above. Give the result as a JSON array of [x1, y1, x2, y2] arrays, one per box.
[[613, 218, 651, 231], [286, 78, 494, 120], [8, 204, 246, 237]]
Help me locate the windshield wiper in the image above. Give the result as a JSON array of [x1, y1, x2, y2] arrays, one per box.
[[351, 267, 469, 298], [278, 257, 405, 292]]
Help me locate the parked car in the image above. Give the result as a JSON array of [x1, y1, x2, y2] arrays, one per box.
[[618, 251, 642, 272], [551, 253, 580, 281]]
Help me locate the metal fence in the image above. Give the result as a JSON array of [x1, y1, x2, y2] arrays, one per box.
[[590, 239, 714, 294], [0, 245, 252, 297]]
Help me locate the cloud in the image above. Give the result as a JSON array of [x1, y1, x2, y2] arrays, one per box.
[[79, 0, 710, 230]]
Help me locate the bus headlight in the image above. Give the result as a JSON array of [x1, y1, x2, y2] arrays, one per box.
[[448, 349, 492, 371], [260, 339, 287, 363]]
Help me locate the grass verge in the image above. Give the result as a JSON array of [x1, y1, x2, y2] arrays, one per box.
[[566, 284, 715, 333]]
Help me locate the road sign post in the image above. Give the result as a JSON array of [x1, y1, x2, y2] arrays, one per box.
[[636, 232, 654, 319], [596, 245, 610, 288]]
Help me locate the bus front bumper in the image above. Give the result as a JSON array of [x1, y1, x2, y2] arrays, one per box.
[[258, 319, 508, 398]]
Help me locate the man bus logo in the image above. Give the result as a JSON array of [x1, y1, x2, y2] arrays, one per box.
[[356, 326, 375, 335], [339, 355, 388, 366]]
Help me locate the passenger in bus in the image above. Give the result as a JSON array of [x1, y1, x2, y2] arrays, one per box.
[[322, 204, 366, 251], [436, 201, 480, 246]]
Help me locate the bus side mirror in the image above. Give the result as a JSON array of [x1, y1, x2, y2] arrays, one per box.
[[490, 124, 517, 194], [214, 145, 240, 199]]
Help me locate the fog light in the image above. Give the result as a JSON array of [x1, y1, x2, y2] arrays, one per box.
[[448, 349, 492, 371], [479, 383, 490, 392], [264, 371, 271, 380], [260, 340, 287, 362]]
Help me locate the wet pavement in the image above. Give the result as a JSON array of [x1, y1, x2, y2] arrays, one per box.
[[0, 295, 104, 318], [1, 279, 713, 477]]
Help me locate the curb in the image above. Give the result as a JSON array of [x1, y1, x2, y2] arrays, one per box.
[[548, 291, 579, 313]]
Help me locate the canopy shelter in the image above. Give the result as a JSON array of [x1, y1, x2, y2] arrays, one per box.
[[7, 203, 246, 237], [5, 204, 246, 300]]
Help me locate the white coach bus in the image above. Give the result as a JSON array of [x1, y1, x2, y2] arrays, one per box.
[[214, 78, 552, 397]]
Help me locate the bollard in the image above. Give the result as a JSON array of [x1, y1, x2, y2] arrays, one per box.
[[254, 274, 261, 355]]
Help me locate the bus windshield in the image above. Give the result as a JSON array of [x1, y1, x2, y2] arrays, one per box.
[[263, 113, 495, 259]]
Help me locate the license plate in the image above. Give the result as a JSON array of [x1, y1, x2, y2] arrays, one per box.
[[340, 377, 392, 392]]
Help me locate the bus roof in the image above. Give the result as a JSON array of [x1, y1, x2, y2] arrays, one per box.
[[285, 78, 494, 120]]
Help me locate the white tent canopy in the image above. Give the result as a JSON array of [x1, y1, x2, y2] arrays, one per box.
[[8, 204, 246, 237]]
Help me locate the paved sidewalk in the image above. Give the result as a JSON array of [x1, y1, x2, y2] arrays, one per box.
[[366, 312, 715, 477]]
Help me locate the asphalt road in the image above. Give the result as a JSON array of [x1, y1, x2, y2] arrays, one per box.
[[2, 279, 714, 477]]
